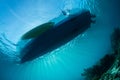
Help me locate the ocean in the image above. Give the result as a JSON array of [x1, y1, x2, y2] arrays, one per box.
[[0, 0, 120, 80]]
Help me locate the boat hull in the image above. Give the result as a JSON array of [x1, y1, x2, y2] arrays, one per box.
[[20, 10, 95, 63]]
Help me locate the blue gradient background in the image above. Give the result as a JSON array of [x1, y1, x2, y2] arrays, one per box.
[[0, 0, 120, 80]]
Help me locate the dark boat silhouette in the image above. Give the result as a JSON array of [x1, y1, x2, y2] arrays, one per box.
[[19, 10, 96, 63]]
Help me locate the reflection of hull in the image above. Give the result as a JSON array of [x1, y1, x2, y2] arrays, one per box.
[[20, 10, 95, 63]]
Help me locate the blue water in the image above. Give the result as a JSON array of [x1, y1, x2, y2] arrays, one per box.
[[0, 0, 120, 80]]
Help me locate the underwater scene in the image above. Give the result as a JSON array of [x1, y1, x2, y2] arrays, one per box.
[[0, 0, 120, 80]]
